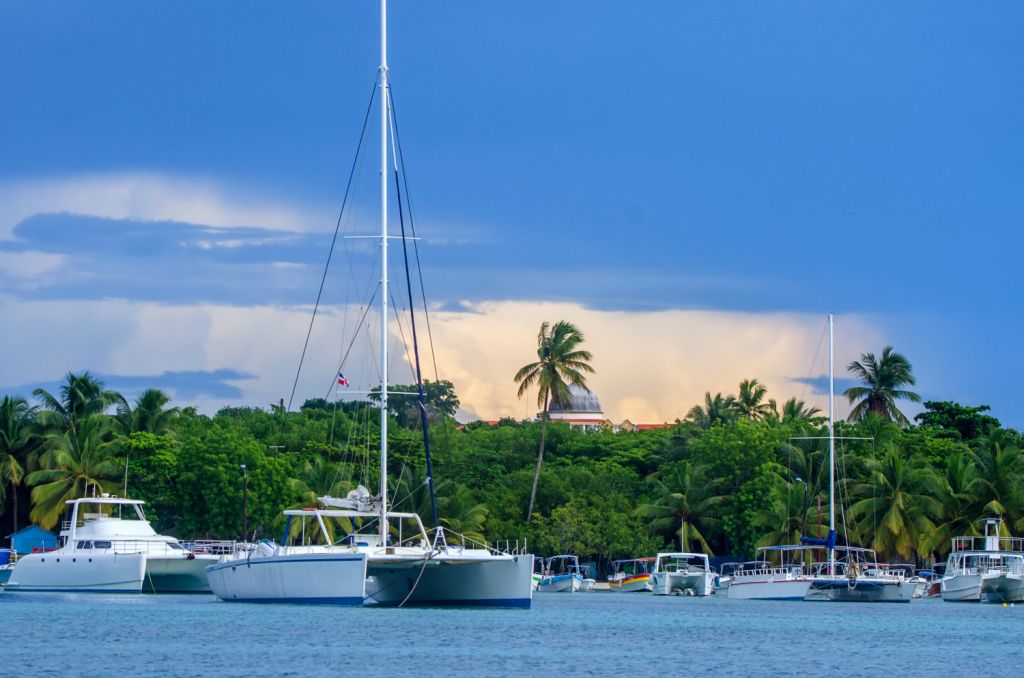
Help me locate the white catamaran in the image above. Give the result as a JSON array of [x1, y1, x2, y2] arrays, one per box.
[[207, 0, 534, 608], [803, 314, 915, 603], [7, 497, 220, 594], [941, 518, 1024, 603]]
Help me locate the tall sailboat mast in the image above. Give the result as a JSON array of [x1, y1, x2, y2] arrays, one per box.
[[378, 0, 390, 545], [827, 313, 835, 576]]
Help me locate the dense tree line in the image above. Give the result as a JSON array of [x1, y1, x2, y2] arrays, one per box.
[[1, 367, 1021, 575]]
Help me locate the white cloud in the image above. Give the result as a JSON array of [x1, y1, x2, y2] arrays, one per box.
[[0, 298, 887, 422], [0, 172, 332, 239]]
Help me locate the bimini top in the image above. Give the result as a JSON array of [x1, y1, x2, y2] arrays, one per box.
[[65, 496, 144, 507], [548, 385, 602, 414]]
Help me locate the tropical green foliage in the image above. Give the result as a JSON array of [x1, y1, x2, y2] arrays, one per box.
[[2, 356, 1023, 573]]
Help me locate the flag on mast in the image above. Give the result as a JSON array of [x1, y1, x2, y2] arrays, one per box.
[[337, 371, 349, 387]]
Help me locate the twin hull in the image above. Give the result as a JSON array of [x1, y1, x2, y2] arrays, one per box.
[[804, 578, 914, 603], [650, 571, 715, 596], [207, 550, 534, 608], [941, 573, 1024, 603]]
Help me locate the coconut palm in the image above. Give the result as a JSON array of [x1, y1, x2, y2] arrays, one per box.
[[971, 430, 1024, 532], [26, 415, 123, 529], [735, 379, 770, 421], [0, 396, 38, 534], [921, 451, 983, 557], [284, 456, 354, 542], [514, 320, 594, 523], [635, 461, 724, 554], [117, 388, 179, 435], [848, 449, 940, 561], [754, 481, 819, 549], [844, 346, 921, 426], [766, 397, 823, 426], [33, 371, 126, 435], [686, 392, 737, 429]]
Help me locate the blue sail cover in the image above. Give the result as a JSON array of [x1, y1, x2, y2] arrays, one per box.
[[800, 530, 836, 549]]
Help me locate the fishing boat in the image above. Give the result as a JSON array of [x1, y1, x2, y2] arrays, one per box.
[[941, 518, 1024, 603], [536, 555, 584, 593], [725, 546, 815, 600], [208, 0, 533, 608], [6, 496, 221, 593], [803, 315, 914, 603], [608, 557, 654, 592], [649, 552, 715, 596]]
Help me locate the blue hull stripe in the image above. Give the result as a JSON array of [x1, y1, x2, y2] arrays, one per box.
[[219, 596, 364, 606], [3, 587, 142, 594], [375, 598, 531, 609]]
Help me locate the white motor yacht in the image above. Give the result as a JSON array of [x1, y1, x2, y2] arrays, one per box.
[[6, 496, 221, 593], [650, 552, 715, 596], [941, 518, 1024, 603]]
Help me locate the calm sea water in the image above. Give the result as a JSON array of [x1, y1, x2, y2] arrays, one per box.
[[1, 591, 1020, 676]]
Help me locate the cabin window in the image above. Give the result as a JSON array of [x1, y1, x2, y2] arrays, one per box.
[[168, 542, 184, 550], [93, 541, 112, 549], [77, 541, 93, 549]]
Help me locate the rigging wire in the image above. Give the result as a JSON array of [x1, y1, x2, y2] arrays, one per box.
[[389, 91, 440, 532], [388, 87, 440, 382], [287, 80, 378, 413]]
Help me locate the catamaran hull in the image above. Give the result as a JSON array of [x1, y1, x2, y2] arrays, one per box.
[[942, 573, 1024, 603], [206, 553, 368, 604], [650, 571, 715, 596], [537, 573, 581, 593], [365, 553, 533, 608], [805, 578, 914, 602], [144, 555, 218, 593], [4, 552, 147, 593], [727, 578, 812, 600]]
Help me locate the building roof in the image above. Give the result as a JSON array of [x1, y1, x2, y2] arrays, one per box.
[[548, 384, 602, 414]]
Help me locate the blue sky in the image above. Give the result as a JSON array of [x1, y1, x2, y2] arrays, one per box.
[[1, 1, 1021, 424]]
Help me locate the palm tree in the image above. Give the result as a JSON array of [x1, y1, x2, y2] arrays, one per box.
[[848, 449, 940, 561], [635, 461, 724, 554], [735, 379, 770, 421], [285, 456, 354, 542], [26, 415, 123, 529], [754, 481, 818, 549], [514, 321, 594, 523], [0, 396, 38, 534], [686, 392, 737, 429], [766, 397, 823, 426], [33, 371, 126, 434], [971, 430, 1024, 532], [117, 388, 179, 435], [844, 346, 921, 426], [921, 451, 983, 557]]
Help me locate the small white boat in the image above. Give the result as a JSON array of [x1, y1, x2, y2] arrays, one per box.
[[537, 555, 584, 593], [608, 557, 654, 592], [649, 552, 715, 596], [0, 548, 15, 586], [941, 519, 1024, 603], [726, 547, 814, 600], [6, 496, 220, 593]]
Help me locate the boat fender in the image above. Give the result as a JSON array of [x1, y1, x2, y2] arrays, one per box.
[[186, 553, 196, 560]]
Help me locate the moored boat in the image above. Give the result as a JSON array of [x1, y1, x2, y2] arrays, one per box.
[[608, 557, 654, 592], [537, 555, 584, 593], [941, 518, 1024, 603], [6, 497, 218, 593], [649, 552, 714, 596], [726, 547, 814, 600]]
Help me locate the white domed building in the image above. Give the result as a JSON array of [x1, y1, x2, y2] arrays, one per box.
[[547, 384, 606, 432]]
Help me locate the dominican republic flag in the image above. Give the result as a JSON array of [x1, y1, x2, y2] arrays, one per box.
[[337, 371, 349, 387]]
